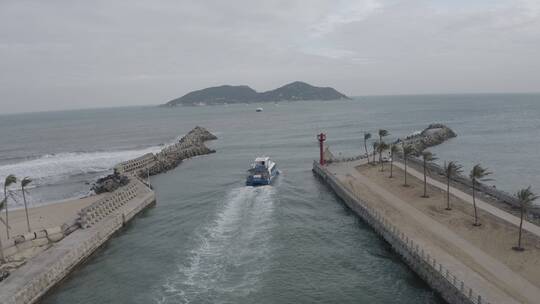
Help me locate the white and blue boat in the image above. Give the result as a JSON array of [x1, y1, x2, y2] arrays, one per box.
[[246, 157, 279, 186]]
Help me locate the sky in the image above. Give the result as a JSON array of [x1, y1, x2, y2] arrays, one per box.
[[1, 0, 539, 114]]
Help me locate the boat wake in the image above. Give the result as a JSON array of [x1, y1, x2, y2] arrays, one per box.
[[156, 186, 276, 304]]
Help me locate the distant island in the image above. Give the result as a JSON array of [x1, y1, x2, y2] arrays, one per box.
[[163, 81, 350, 106]]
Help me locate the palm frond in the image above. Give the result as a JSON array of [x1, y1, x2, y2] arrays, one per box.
[[402, 145, 415, 157], [444, 161, 463, 178], [378, 129, 389, 138], [516, 187, 539, 209], [364, 132, 371, 140], [4, 174, 17, 188], [469, 164, 493, 183], [21, 177, 32, 188]]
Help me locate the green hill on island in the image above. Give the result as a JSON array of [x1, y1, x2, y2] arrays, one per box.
[[164, 81, 349, 106]]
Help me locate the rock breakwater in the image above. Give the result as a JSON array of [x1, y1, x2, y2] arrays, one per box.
[[93, 126, 217, 193], [397, 123, 456, 156]]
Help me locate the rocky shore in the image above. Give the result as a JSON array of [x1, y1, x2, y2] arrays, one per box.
[[92, 126, 217, 193], [397, 123, 457, 156]]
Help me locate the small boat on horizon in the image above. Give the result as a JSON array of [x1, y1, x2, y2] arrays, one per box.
[[246, 156, 279, 186], [256, 107, 263, 112]]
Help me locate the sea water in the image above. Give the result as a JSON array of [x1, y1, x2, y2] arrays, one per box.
[[1, 94, 539, 303]]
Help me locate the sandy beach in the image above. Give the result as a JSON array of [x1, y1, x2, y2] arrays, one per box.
[[0, 195, 102, 246]]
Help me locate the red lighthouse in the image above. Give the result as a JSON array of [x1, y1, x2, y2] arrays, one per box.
[[317, 133, 326, 165]]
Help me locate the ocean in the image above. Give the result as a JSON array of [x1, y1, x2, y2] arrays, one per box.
[[1, 94, 539, 303]]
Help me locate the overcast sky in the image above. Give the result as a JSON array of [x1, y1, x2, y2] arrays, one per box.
[[1, 0, 539, 113]]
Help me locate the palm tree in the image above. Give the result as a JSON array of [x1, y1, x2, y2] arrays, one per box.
[[389, 144, 400, 178], [443, 161, 462, 211], [3, 175, 16, 239], [402, 144, 415, 187], [363, 132, 371, 163], [0, 197, 5, 263], [21, 177, 32, 233], [421, 151, 437, 198], [377, 141, 389, 171], [513, 187, 538, 251], [469, 164, 492, 226], [378, 129, 389, 163], [372, 142, 379, 164]]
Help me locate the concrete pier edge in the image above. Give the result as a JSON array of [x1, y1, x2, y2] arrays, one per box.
[[312, 161, 487, 304], [0, 179, 156, 304]]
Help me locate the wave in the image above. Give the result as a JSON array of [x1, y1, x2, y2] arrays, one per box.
[[156, 186, 275, 304], [0, 146, 162, 190]]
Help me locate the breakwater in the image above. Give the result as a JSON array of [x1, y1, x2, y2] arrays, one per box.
[[397, 123, 457, 156], [93, 126, 216, 193], [0, 126, 217, 304], [313, 162, 486, 304]]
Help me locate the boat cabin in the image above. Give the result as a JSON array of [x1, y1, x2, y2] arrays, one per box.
[[254, 157, 270, 168]]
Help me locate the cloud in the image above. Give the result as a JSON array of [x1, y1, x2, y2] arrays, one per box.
[[0, 0, 539, 113], [309, 0, 384, 37]]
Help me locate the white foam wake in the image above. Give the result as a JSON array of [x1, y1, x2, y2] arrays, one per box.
[[0, 146, 162, 189], [156, 186, 276, 304]]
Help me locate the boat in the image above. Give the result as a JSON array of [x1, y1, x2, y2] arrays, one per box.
[[246, 157, 279, 186], [256, 107, 263, 112]]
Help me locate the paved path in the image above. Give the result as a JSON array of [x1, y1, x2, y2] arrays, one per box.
[[327, 161, 540, 304], [393, 161, 540, 238]]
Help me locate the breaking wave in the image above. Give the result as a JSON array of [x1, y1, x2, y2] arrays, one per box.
[[0, 146, 162, 190]]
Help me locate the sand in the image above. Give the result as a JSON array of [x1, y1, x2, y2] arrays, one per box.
[[342, 163, 540, 303], [0, 195, 102, 246]]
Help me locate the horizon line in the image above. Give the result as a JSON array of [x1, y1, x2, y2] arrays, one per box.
[[3, 91, 540, 116]]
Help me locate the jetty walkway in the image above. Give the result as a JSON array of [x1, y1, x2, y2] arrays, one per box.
[[315, 159, 540, 304]]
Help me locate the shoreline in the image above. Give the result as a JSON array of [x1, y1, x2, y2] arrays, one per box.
[[0, 126, 217, 304]]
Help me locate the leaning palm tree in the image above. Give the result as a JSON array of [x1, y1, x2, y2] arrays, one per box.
[[513, 187, 538, 251], [3, 174, 17, 239], [402, 144, 415, 187], [378, 129, 389, 163], [469, 164, 492, 226], [443, 161, 462, 211], [0, 197, 5, 263], [363, 132, 371, 163], [389, 144, 400, 178], [377, 141, 389, 171], [21, 177, 32, 233], [372, 142, 379, 164], [421, 151, 437, 198]]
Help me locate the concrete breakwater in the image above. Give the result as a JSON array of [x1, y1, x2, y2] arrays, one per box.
[[0, 178, 155, 304], [0, 126, 217, 304], [313, 162, 484, 304], [93, 126, 217, 193]]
